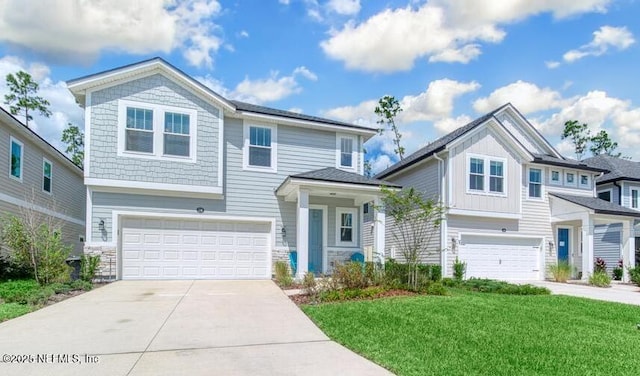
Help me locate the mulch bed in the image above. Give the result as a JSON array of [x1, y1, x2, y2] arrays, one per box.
[[44, 282, 107, 306], [289, 289, 419, 305]]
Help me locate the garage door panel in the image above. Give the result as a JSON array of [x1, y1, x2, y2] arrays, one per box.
[[121, 218, 271, 280], [459, 236, 542, 281]]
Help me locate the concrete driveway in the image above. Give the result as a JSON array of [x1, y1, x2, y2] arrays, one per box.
[[520, 280, 640, 306], [0, 280, 392, 376]]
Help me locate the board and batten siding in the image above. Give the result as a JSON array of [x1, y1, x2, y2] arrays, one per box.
[[89, 74, 221, 187], [90, 116, 361, 251], [448, 127, 521, 215]]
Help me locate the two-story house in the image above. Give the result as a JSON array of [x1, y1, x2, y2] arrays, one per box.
[[583, 154, 640, 267], [1, 107, 85, 255], [375, 103, 639, 282], [66, 58, 394, 280]]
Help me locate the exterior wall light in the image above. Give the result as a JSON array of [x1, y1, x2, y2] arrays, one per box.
[[196, 207, 205, 214], [98, 219, 105, 231]]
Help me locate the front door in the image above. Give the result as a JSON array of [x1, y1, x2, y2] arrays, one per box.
[[557, 228, 569, 263], [308, 209, 323, 274]]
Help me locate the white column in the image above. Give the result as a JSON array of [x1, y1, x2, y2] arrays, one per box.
[[373, 196, 386, 264], [296, 189, 309, 279], [581, 215, 594, 281], [623, 220, 635, 282]]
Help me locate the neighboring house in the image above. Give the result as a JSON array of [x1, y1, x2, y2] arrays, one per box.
[[0, 107, 85, 255], [66, 57, 394, 280], [374, 103, 639, 282], [583, 154, 640, 268]]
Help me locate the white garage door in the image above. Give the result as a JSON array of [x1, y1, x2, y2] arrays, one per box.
[[458, 235, 542, 281], [121, 217, 271, 280]]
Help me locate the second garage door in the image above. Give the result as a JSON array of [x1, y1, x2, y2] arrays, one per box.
[[121, 217, 271, 280], [458, 235, 542, 281]]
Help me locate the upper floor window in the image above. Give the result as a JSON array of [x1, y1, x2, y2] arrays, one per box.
[[528, 168, 542, 199], [336, 135, 357, 171], [632, 189, 639, 209], [467, 154, 506, 195], [125, 107, 154, 153], [565, 172, 576, 186], [336, 207, 357, 246], [43, 158, 52, 194], [598, 190, 612, 202], [118, 100, 197, 162], [9, 137, 23, 181], [550, 170, 561, 185], [243, 122, 277, 172], [164, 112, 190, 157]]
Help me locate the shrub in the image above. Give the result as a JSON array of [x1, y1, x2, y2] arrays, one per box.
[[628, 266, 640, 287], [426, 281, 448, 296], [430, 264, 442, 281], [0, 279, 39, 303], [589, 271, 611, 287], [548, 261, 572, 283], [274, 261, 293, 287], [594, 257, 607, 274], [441, 277, 459, 287], [302, 271, 317, 296], [333, 262, 367, 289], [0, 249, 32, 280], [453, 257, 466, 281], [80, 254, 101, 282], [318, 286, 386, 302], [459, 278, 550, 295], [612, 259, 624, 281]]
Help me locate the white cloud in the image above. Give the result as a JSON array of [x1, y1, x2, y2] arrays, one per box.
[[0, 0, 224, 67], [0, 56, 84, 154], [545, 61, 561, 69], [239, 30, 250, 38], [322, 99, 378, 127], [327, 0, 361, 16], [197, 66, 318, 104], [369, 154, 394, 175], [473, 81, 565, 115], [562, 25, 635, 63], [321, 0, 610, 72], [288, 107, 304, 114], [433, 115, 473, 134]]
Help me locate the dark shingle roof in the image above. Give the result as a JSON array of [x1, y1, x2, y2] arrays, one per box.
[[582, 155, 640, 184], [375, 106, 507, 179], [532, 154, 606, 172], [291, 167, 401, 188], [231, 100, 375, 132], [550, 193, 640, 217]]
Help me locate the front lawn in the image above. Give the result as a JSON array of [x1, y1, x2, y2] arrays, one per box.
[[303, 291, 640, 375]]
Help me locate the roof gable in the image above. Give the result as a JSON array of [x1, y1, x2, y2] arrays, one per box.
[[583, 154, 640, 183]]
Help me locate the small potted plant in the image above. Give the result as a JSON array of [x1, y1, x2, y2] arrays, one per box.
[[613, 259, 624, 281]]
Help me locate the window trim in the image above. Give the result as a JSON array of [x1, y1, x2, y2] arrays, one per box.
[[42, 158, 52, 194], [564, 171, 577, 187], [527, 166, 544, 200], [465, 153, 507, 197], [578, 173, 591, 189], [336, 134, 357, 172], [117, 100, 197, 163], [242, 121, 277, 173], [8, 136, 23, 182], [335, 207, 357, 247], [597, 188, 613, 202], [549, 169, 562, 186]]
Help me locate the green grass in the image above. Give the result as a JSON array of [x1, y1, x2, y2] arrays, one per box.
[[303, 291, 640, 376], [0, 302, 32, 321]]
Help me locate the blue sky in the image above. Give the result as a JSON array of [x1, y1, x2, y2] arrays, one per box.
[[0, 0, 639, 173]]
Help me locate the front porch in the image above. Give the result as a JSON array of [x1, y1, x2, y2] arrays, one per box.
[[549, 193, 640, 282], [277, 168, 399, 278]]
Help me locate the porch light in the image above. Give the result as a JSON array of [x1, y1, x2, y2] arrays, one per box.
[[548, 241, 554, 249], [196, 207, 205, 214], [98, 219, 105, 231], [281, 227, 287, 238]]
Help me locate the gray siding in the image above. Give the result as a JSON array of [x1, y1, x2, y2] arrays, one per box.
[[89, 74, 221, 187], [621, 181, 640, 208], [597, 182, 618, 204]]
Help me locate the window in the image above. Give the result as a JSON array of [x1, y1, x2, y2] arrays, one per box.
[[340, 137, 354, 168], [632, 189, 639, 209], [118, 100, 197, 162], [363, 203, 369, 214], [528, 168, 542, 198], [469, 157, 484, 191], [336, 208, 357, 246], [565, 172, 575, 186], [43, 159, 52, 193], [489, 160, 504, 193], [579, 174, 590, 188], [598, 190, 612, 202], [164, 112, 190, 157], [9, 137, 23, 181], [550, 170, 561, 185], [125, 107, 153, 153], [249, 126, 272, 167]]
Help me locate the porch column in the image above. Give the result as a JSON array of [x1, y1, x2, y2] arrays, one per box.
[[623, 220, 635, 283], [373, 196, 385, 264], [296, 189, 310, 279], [581, 215, 594, 281]]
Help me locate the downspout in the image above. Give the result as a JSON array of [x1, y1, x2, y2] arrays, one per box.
[[613, 181, 622, 205], [433, 153, 447, 277]]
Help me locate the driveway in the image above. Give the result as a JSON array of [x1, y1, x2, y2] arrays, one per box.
[[0, 280, 392, 376], [520, 280, 640, 306]]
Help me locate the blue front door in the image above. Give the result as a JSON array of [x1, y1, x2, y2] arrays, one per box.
[[557, 228, 569, 262], [308, 209, 323, 274]]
